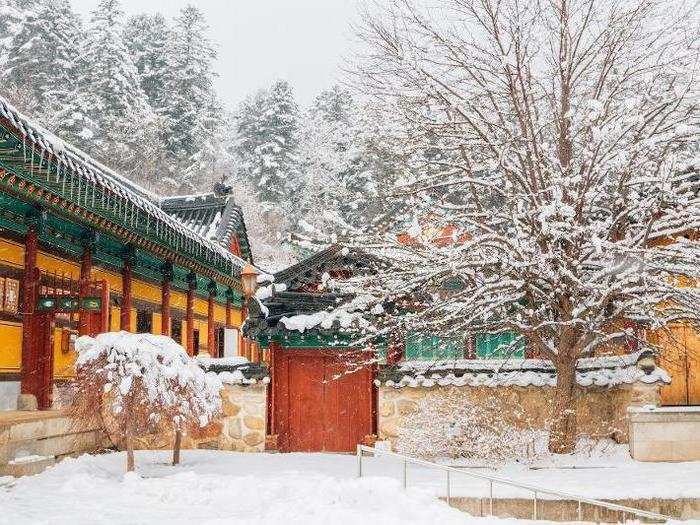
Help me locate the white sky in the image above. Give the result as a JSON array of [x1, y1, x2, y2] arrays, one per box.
[[71, 0, 361, 109]]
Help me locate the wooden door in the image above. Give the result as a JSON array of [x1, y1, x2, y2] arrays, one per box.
[[274, 347, 374, 452], [659, 324, 700, 406], [288, 355, 326, 452]]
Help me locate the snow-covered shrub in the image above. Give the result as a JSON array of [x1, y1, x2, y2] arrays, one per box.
[[396, 388, 541, 464], [71, 331, 222, 471]]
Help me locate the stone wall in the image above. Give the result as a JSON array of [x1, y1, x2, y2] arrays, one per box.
[[629, 406, 700, 461], [125, 382, 268, 453], [218, 383, 267, 452], [378, 382, 661, 450]]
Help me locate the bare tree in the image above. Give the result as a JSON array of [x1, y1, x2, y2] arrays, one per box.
[[72, 332, 221, 472], [350, 0, 700, 452]]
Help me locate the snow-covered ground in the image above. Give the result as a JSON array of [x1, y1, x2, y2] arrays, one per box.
[[0, 450, 549, 525], [1, 447, 699, 524]]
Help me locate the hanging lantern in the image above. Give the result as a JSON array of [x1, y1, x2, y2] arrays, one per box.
[[240, 263, 260, 298]]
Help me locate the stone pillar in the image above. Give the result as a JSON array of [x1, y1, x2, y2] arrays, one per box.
[[161, 261, 173, 337], [19, 217, 40, 408], [186, 272, 196, 356], [120, 245, 134, 331], [207, 280, 217, 358]]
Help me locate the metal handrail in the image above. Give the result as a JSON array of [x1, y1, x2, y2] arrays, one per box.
[[357, 445, 671, 522]]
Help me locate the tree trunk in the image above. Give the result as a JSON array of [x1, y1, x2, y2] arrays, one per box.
[[548, 360, 577, 453], [172, 429, 182, 466], [125, 432, 135, 472]]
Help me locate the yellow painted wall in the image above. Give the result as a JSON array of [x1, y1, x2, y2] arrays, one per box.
[[132, 279, 161, 304], [92, 268, 123, 294], [0, 239, 25, 268], [0, 321, 22, 372], [110, 306, 121, 331], [37, 251, 80, 277], [152, 312, 162, 335], [53, 327, 76, 379]]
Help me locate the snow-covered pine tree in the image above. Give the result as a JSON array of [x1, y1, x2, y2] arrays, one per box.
[[1, 0, 85, 117], [294, 86, 408, 244], [123, 13, 172, 114], [234, 80, 302, 206], [351, 0, 700, 453], [160, 5, 225, 190], [78, 0, 164, 180]]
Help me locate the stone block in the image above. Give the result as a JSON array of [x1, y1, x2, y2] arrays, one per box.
[[380, 419, 399, 438], [243, 402, 264, 417], [243, 431, 263, 446], [379, 401, 394, 417], [243, 416, 264, 431], [396, 399, 418, 416], [8, 420, 48, 442], [226, 419, 242, 439], [222, 399, 241, 417], [16, 394, 37, 411]]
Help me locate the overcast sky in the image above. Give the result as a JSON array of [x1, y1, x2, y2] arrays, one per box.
[[71, 0, 361, 109]]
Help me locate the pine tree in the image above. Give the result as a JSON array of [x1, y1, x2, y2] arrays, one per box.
[[1, 0, 84, 116], [161, 5, 224, 185], [123, 13, 171, 113], [76, 0, 164, 179], [234, 80, 301, 206]]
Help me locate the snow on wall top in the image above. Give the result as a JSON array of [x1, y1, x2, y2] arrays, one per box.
[[379, 351, 670, 389], [0, 95, 251, 271]]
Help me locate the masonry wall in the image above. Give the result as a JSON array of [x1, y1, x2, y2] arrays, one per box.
[[378, 382, 661, 449], [115, 382, 268, 453]]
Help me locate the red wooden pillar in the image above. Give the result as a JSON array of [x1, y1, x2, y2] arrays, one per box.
[[120, 260, 132, 331], [20, 223, 39, 399], [78, 243, 93, 336], [207, 281, 216, 357], [185, 272, 196, 356], [161, 262, 173, 336]]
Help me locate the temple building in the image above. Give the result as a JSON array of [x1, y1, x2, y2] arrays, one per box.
[[0, 95, 255, 411]]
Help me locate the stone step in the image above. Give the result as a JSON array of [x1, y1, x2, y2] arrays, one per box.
[[0, 430, 109, 464], [0, 455, 56, 477]]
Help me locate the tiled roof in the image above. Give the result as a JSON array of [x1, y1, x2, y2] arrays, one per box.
[[159, 185, 253, 263]]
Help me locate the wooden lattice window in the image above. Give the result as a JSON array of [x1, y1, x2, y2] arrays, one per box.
[[404, 332, 464, 360]]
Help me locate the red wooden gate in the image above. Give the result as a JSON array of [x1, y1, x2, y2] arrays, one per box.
[[271, 346, 375, 453]]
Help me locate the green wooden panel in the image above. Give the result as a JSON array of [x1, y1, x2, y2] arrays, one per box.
[[475, 331, 525, 358], [404, 332, 463, 360]]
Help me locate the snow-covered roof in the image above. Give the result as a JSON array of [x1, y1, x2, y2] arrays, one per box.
[[196, 356, 269, 385], [0, 95, 253, 272], [378, 351, 670, 389], [159, 186, 253, 262]]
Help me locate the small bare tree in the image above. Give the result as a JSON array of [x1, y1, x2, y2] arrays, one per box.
[[349, 0, 700, 452], [72, 332, 221, 472]]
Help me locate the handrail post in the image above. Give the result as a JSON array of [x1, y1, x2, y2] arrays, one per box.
[[578, 500, 582, 521], [446, 471, 451, 506], [489, 481, 493, 515], [402, 459, 407, 489], [357, 445, 362, 478], [533, 491, 538, 520]]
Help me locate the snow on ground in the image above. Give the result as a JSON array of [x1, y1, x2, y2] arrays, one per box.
[[0, 450, 562, 525], [2, 448, 700, 524]]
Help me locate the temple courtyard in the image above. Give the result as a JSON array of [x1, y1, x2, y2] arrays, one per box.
[[2, 448, 699, 524]]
